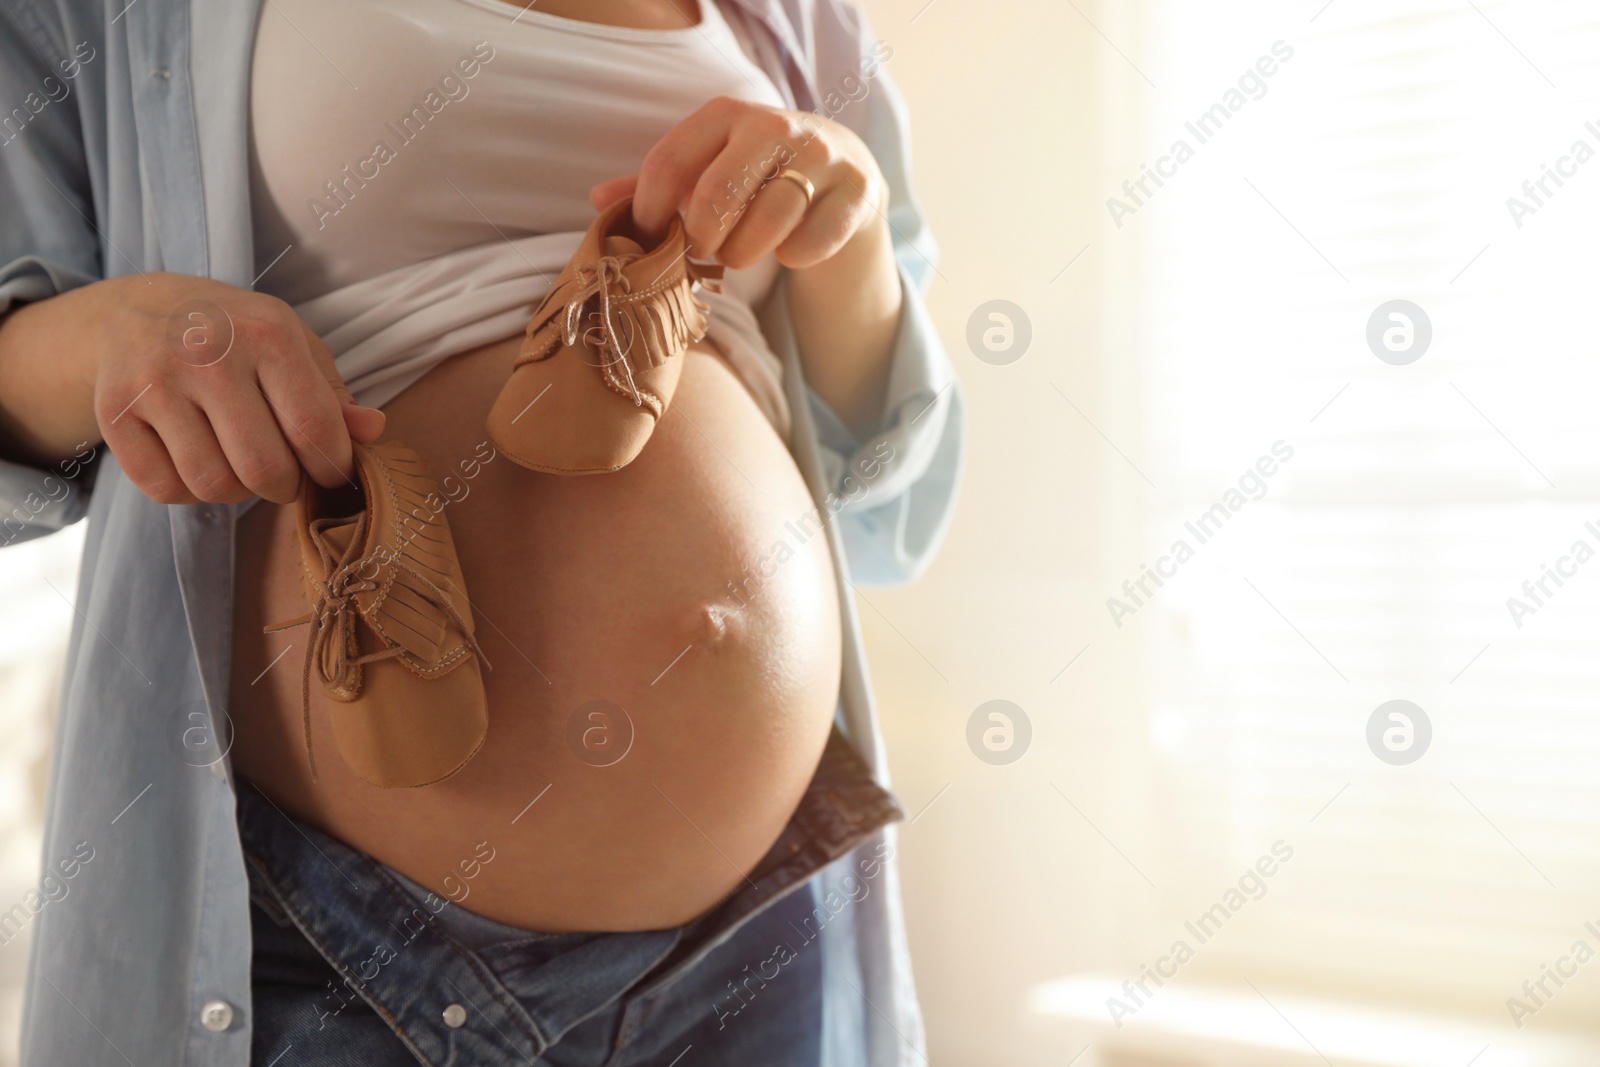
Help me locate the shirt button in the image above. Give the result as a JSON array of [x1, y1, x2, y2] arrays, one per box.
[[199, 999, 234, 1032], [442, 1003, 467, 1028]]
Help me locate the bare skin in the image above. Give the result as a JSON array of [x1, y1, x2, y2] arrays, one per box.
[[0, 0, 903, 930], [230, 334, 843, 929]]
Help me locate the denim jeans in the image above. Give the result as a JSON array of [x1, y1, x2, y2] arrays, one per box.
[[237, 727, 902, 1066]]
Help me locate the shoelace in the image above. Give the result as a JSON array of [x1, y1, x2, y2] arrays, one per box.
[[267, 512, 486, 781], [561, 256, 643, 404]]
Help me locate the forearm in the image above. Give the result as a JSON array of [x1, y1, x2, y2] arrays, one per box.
[[785, 211, 902, 439], [0, 281, 106, 467]]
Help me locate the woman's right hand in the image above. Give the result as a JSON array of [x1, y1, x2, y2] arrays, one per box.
[[0, 272, 385, 505]]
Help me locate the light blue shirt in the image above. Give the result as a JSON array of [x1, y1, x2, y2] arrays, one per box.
[[0, 0, 962, 1063]]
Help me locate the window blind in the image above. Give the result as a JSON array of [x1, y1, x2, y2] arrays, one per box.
[[1130, 0, 1600, 1027]]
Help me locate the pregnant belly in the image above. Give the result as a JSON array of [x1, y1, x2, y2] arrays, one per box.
[[227, 334, 842, 931]]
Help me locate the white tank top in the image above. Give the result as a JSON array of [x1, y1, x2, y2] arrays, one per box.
[[247, 0, 793, 431]]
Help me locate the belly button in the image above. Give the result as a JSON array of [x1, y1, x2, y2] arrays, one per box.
[[695, 602, 737, 644]]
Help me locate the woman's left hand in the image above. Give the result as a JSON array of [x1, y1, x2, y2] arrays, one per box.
[[590, 97, 888, 271]]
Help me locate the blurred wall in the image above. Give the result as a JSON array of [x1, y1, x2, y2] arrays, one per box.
[[0, 530, 83, 1067], [853, 1, 1130, 1063]]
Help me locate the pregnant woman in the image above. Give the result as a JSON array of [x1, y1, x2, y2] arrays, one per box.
[[0, 0, 961, 1064]]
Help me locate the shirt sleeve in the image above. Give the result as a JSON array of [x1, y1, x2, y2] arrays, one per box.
[[0, 1, 104, 543], [784, 0, 965, 587]]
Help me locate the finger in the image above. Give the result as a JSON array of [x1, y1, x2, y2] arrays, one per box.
[[205, 385, 303, 504], [631, 98, 739, 236], [681, 123, 816, 263], [107, 416, 198, 505], [149, 400, 252, 504], [344, 404, 387, 444], [711, 154, 813, 269], [771, 184, 867, 270], [590, 174, 639, 212], [256, 321, 357, 490], [292, 323, 387, 442], [302, 325, 385, 431]]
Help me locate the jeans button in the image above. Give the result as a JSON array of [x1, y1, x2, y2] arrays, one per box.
[[442, 1003, 467, 1029]]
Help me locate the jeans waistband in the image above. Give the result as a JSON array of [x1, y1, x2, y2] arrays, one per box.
[[236, 725, 903, 1062]]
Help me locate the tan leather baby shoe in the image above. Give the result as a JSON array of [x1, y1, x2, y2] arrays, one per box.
[[266, 440, 489, 788], [486, 195, 724, 475]]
